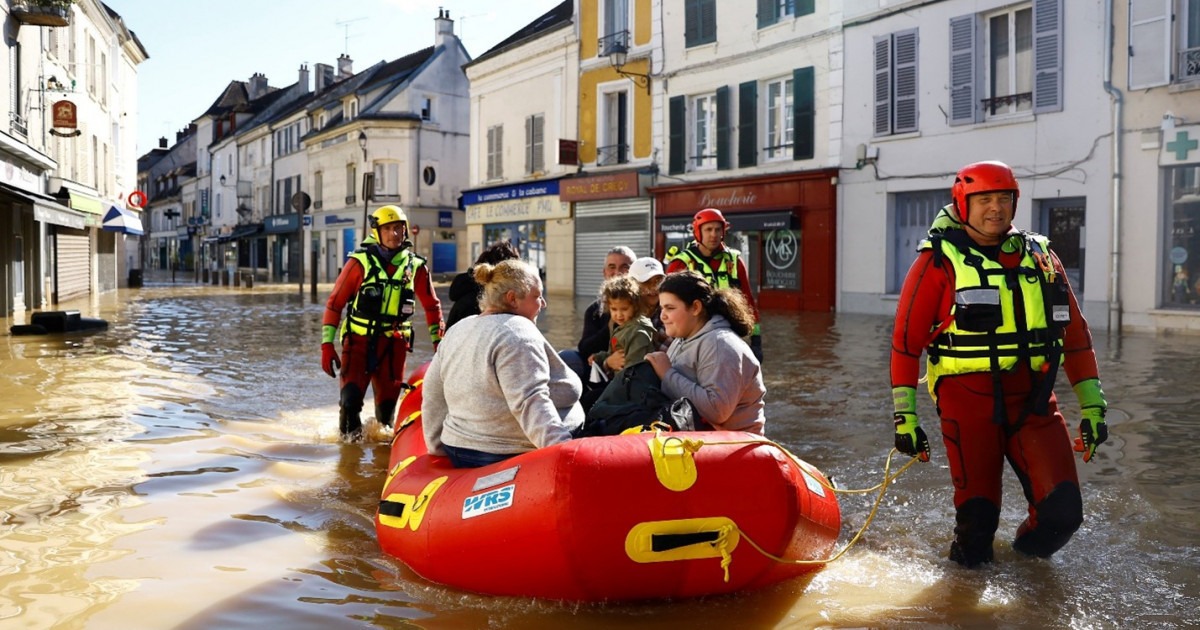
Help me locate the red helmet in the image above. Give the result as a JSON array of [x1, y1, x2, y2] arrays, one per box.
[[951, 161, 1019, 222], [692, 208, 730, 243]]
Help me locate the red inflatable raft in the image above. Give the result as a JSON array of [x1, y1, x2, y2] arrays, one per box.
[[376, 363, 841, 602]]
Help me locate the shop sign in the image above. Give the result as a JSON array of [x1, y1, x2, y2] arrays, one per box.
[[763, 229, 800, 291], [466, 197, 570, 224], [1161, 124, 1200, 166], [654, 179, 803, 216], [560, 172, 641, 201], [266, 213, 299, 233], [438, 210, 453, 227], [462, 180, 560, 206], [50, 100, 81, 137]]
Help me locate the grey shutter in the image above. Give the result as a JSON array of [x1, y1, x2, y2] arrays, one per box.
[[533, 115, 544, 172], [873, 35, 892, 135], [738, 80, 758, 168], [1032, 0, 1063, 113], [894, 29, 919, 132], [487, 127, 496, 179], [669, 95, 686, 174], [757, 0, 775, 29], [716, 85, 731, 170], [496, 125, 503, 178], [1127, 0, 1172, 90], [793, 66, 815, 160], [949, 14, 977, 126], [524, 116, 531, 174]]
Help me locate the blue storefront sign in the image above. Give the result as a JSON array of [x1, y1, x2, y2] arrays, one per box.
[[265, 213, 300, 234], [438, 210, 453, 228], [462, 180, 560, 206]]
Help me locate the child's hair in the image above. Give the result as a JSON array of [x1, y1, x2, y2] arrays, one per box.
[[600, 274, 643, 315]]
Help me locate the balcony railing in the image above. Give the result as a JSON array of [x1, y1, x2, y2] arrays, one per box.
[[981, 92, 1032, 116], [596, 143, 628, 167], [9, 112, 27, 138], [11, 1, 71, 27], [598, 30, 631, 58], [345, 195, 356, 205], [1180, 47, 1200, 83]]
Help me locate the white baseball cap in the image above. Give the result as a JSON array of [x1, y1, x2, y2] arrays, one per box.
[[630, 257, 665, 283]]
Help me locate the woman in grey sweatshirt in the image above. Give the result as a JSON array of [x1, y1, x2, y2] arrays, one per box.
[[646, 271, 765, 434], [423, 260, 584, 468]]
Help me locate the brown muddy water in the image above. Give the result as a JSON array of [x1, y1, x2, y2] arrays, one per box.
[[1, 277, 1197, 629]]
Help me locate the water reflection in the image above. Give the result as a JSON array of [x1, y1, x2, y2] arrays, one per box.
[[0, 280, 1197, 629]]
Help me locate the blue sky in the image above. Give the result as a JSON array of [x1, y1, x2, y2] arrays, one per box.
[[111, 0, 565, 156]]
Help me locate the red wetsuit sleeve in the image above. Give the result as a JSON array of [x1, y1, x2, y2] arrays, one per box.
[[665, 258, 688, 274], [414, 265, 443, 332], [1052, 251, 1101, 385], [735, 256, 760, 324], [323, 258, 365, 329], [890, 250, 954, 389]]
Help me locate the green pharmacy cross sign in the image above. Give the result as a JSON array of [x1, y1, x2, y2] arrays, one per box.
[[1166, 130, 1198, 161]]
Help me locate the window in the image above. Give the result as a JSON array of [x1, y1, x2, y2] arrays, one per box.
[[487, 125, 503, 180], [1184, 0, 1200, 82], [757, 0, 814, 28], [685, 0, 716, 47], [765, 77, 793, 159], [374, 162, 400, 197], [603, 0, 629, 45], [525, 114, 545, 174], [950, 0, 1060, 125], [347, 99, 358, 119], [600, 92, 628, 166], [874, 29, 919, 136], [8, 39, 23, 137], [690, 93, 716, 170], [1164, 164, 1200, 308], [314, 171, 323, 209], [346, 163, 356, 205], [1129, 0, 1198, 88], [100, 51, 107, 106], [420, 97, 432, 121], [87, 36, 96, 95]]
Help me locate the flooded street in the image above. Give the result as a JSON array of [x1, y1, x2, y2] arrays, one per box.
[[1, 277, 1197, 629]]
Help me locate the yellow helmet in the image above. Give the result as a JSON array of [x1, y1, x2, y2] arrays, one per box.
[[369, 205, 408, 240]]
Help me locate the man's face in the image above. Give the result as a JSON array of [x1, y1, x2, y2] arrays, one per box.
[[965, 192, 1014, 246], [378, 221, 406, 249], [603, 253, 634, 280], [698, 221, 725, 252]]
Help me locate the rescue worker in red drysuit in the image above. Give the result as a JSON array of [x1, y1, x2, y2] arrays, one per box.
[[890, 161, 1109, 567], [321, 205, 444, 440], [664, 208, 762, 361]]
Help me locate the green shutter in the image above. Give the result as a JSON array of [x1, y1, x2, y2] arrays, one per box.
[[797, 0, 815, 17], [669, 95, 686, 175], [716, 86, 731, 170], [793, 66, 814, 160], [738, 81, 757, 168], [757, 0, 775, 29], [685, 0, 699, 47]]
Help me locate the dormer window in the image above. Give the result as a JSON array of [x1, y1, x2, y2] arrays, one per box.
[[421, 97, 432, 121], [318, 112, 326, 129], [348, 99, 358, 120]]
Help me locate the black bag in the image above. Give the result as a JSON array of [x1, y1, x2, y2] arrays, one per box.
[[574, 362, 695, 437]]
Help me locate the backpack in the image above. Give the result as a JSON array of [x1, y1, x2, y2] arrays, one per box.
[[573, 361, 696, 437]]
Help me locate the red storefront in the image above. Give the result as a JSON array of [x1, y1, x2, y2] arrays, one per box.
[[650, 170, 837, 312]]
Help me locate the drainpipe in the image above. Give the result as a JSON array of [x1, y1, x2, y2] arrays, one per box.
[[1102, 0, 1123, 333]]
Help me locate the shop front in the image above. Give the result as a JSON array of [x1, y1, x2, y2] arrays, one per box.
[[560, 171, 654, 296], [462, 179, 572, 294], [265, 213, 301, 283], [1163, 124, 1200, 310], [650, 170, 837, 311]]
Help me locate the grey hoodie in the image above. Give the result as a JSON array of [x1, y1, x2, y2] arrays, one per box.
[[663, 314, 765, 434]]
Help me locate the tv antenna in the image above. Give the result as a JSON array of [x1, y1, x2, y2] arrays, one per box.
[[335, 17, 367, 54]]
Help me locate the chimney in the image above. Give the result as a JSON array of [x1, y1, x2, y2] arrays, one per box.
[[337, 54, 353, 79], [298, 64, 310, 93], [159, 137, 168, 149], [435, 8, 454, 47], [248, 72, 270, 99], [314, 62, 334, 92]]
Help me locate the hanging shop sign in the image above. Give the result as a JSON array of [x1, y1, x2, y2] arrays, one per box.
[[50, 100, 81, 137]]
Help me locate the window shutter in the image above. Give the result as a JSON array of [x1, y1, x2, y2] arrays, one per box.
[[757, 0, 775, 29], [524, 116, 532, 174], [948, 15, 977, 126], [716, 86, 731, 170], [873, 35, 892, 135], [1032, 0, 1063, 113], [685, 0, 699, 47], [533, 115, 544, 173], [894, 29, 919, 132], [700, 0, 716, 44], [669, 95, 686, 175], [738, 81, 758, 168], [486, 127, 495, 179], [1127, 0, 1171, 90], [797, 0, 814, 17], [792, 66, 815, 160], [496, 125, 503, 178]]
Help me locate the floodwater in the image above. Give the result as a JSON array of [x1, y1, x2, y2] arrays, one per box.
[[1, 275, 1197, 630]]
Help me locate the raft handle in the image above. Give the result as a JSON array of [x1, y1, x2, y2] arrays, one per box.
[[651, 531, 720, 552]]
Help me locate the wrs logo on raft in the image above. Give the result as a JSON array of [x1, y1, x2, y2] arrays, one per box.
[[462, 484, 516, 519]]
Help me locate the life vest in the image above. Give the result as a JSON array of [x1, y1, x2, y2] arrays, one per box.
[[918, 220, 1071, 400], [664, 243, 741, 290], [341, 246, 425, 340]]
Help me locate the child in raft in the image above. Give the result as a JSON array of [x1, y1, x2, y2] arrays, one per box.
[[588, 274, 657, 381]]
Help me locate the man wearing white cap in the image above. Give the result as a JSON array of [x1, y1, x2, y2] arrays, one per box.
[[630, 257, 669, 352]]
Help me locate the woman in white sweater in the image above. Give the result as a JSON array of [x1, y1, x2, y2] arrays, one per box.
[[423, 259, 583, 468]]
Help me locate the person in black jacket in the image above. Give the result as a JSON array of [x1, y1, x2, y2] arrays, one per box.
[[445, 241, 521, 330], [559, 246, 636, 381]]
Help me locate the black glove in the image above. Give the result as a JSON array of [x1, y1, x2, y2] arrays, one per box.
[[750, 335, 763, 362]]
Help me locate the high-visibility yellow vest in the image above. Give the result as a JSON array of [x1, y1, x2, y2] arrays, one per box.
[[342, 247, 424, 339], [664, 243, 741, 290]]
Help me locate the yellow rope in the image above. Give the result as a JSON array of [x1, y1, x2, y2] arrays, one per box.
[[661, 433, 920, 567]]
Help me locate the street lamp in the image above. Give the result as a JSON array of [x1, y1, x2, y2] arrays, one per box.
[[609, 47, 650, 94], [358, 130, 367, 161], [358, 130, 369, 234], [219, 174, 226, 186]]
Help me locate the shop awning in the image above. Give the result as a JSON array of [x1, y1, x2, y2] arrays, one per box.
[[67, 191, 104, 214], [0, 183, 88, 229], [102, 206, 144, 236], [218, 223, 263, 242]]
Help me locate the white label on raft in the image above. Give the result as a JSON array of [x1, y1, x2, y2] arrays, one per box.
[[801, 469, 825, 498], [462, 484, 516, 519], [472, 466, 519, 492]]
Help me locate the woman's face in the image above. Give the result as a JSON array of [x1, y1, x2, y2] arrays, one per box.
[[510, 281, 546, 322], [658, 291, 704, 339]]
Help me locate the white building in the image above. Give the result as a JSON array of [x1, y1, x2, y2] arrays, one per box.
[[464, 0, 578, 294], [838, 0, 1115, 328]]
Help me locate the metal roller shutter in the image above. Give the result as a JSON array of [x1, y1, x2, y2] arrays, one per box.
[[573, 199, 651, 296], [55, 228, 91, 302]]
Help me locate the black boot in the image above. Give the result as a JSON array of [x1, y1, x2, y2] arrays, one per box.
[[949, 497, 1000, 568], [1013, 481, 1083, 558], [376, 399, 397, 429], [339, 384, 364, 440]]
